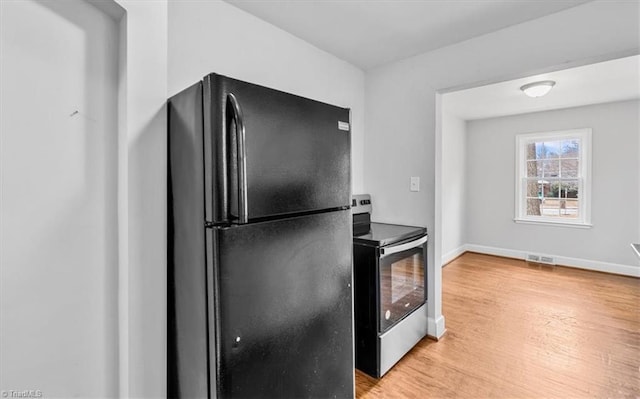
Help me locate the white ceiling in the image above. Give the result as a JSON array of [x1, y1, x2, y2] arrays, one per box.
[[224, 0, 591, 70], [444, 55, 640, 121]]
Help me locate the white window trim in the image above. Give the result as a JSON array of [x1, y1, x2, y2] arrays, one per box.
[[514, 128, 592, 228]]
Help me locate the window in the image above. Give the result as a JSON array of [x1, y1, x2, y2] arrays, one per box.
[[515, 128, 592, 227]]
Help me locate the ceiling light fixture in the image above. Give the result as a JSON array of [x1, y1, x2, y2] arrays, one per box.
[[520, 80, 556, 98]]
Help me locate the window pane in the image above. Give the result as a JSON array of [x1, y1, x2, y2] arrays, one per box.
[[559, 198, 579, 218], [535, 142, 545, 159], [541, 198, 560, 216], [561, 159, 579, 178], [526, 198, 542, 216], [542, 160, 560, 178], [545, 182, 560, 199], [559, 180, 579, 199], [526, 160, 542, 177], [526, 143, 538, 160], [561, 139, 580, 158], [541, 141, 561, 159], [526, 180, 542, 197]]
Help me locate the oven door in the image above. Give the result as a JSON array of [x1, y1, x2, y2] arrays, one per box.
[[378, 234, 428, 333]]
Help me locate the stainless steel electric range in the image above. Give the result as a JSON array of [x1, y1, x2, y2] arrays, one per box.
[[352, 194, 428, 378]]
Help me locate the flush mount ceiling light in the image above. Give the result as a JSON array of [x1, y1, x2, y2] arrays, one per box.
[[520, 80, 556, 98]]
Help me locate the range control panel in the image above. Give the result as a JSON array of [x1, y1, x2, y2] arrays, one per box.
[[352, 194, 372, 215]]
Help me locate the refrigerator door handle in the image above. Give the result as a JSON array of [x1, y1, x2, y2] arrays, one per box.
[[227, 93, 248, 224]]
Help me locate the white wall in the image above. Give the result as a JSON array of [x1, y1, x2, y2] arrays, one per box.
[[466, 100, 640, 270], [0, 0, 120, 396], [167, 0, 366, 193], [113, 1, 168, 398], [440, 111, 467, 263], [364, 0, 640, 337], [1, 0, 168, 396]]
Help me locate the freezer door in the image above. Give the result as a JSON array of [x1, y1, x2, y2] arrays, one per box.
[[207, 210, 354, 398], [203, 73, 351, 224]]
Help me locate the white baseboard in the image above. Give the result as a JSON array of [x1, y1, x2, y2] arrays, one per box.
[[464, 244, 523, 261], [441, 245, 467, 266], [427, 315, 446, 339], [465, 243, 640, 278]]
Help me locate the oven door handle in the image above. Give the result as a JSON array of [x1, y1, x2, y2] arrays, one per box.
[[380, 234, 428, 257]]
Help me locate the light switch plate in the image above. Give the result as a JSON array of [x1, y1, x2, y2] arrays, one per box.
[[410, 176, 420, 192]]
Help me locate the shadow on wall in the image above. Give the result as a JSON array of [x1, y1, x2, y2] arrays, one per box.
[[127, 104, 168, 396]]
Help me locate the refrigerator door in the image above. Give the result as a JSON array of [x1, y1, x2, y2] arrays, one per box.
[[207, 209, 354, 398], [203, 73, 351, 224]]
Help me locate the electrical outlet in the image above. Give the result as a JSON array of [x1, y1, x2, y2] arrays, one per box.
[[410, 176, 420, 192]]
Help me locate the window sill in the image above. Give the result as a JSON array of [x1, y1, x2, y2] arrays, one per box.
[[513, 218, 593, 229]]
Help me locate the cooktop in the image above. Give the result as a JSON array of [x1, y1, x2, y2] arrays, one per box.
[[353, 222, 427, 247]]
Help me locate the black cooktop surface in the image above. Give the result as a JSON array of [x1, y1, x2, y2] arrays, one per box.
[[353, 222, 427, 247]]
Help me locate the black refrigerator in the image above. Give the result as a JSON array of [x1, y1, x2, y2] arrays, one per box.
[[168, 73, 354, 398]]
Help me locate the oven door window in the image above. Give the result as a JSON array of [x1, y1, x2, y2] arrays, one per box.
[[379, 242, 426, 333]]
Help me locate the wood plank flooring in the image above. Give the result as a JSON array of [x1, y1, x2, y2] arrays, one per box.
[[355, 252, 640, 398]]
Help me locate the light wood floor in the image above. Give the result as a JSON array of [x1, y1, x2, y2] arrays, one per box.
[[355, 252, 640, 398]]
